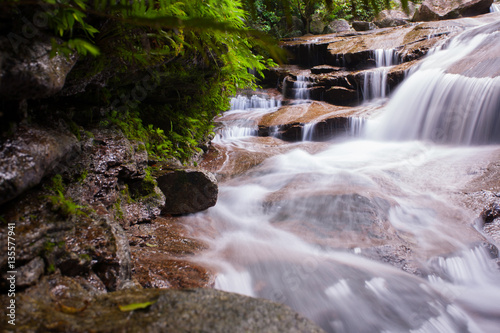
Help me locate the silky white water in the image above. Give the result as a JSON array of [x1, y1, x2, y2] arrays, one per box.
[[188, 19, 500, 333], [363, 49, 400, 101]]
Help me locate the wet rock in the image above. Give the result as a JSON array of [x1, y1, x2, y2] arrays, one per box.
[[7, 275, 325, 333], [0, 127, 162, 292], [128, 216, 212, 289], [446, 19, 500, 78], [360, 245, 423, 276], [323, 19, 351, 34], [310, 19, 326, 35], [481, 203, 500, 223], [374, 9, 410, 27], [200, 137, 325, 180], [0, 35, 77, 100], [323, 86, 359, 106], [157, 169, 218, 215], [15, 257, 45, 287], [310, 65, 343, 74], [352, 21, 377, 31], [281, 15, 496, 69], [0, 125, 80, 205], [413, 0, 493, 21]]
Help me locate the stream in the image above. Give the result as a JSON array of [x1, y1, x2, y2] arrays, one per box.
[[185, 18, 500, 333]]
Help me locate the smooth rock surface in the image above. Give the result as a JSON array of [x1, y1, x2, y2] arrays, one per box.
[[2, 275, 325, 333], [374, 9, 410, 27], [413, 0, 493, 21]]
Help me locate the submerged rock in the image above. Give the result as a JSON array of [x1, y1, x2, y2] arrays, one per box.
[[4, 275, 325, 333], [413, 0, 493, 21], [157, 169, 218, 215]]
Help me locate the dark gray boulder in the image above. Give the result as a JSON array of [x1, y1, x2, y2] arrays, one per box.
[[352, 21, 377, 31], [0, 125, 80, 205], [0, 35, 77, 100], [157, 169, 218, 215]]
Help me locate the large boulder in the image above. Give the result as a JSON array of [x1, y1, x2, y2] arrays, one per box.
[[374, 9, 410, 27], [8, 275, 326, 332], [0, 125, 80, 205], [352, 21, 377, 31], [0, 35, 77, 100], [413, 0, 493, 21], [323, 19, 351, 34], [157, 169, 218, 215], [310, 19, 326, 35]]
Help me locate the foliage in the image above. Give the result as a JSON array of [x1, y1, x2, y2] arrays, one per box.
[[46, 175, 88, 217]]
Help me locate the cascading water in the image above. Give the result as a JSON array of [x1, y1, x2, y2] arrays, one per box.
[[362, 49, 400, 101], [491, 3, 500, 12], [188, 17, 500, 333], [365, 22, 500, 144], [294, 75, 310, 100], [214, 94, 281, 142]]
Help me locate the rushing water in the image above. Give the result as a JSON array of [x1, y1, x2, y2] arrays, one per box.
[[363, 49, 400, 101], [189, 19, 500, 333]]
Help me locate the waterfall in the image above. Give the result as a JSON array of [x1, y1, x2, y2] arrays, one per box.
[[215, 94, 282, 141], [366, 24, 500, 144], [193, 16, 500, 333], [491, 3, 500, 12], [348, 117, 366, 136], [230, 94, 281, 110], [294, 75, 310, 100], [363, 49, 400, 101], [302, 122, 316, 141]]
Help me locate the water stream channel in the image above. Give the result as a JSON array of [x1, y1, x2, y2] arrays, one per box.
[[183, 16, 500, 333]]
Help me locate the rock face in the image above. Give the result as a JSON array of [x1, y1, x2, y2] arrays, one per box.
[[374, 9, 410, 27], [157, 169, 218, 215], [0, 125, 80, 205], [0, 36, 77, 100], [5, 274, 325, 333], [413, 0, 493, 21]]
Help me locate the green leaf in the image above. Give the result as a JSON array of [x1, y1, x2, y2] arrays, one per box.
[[118, 301, 156, 312]]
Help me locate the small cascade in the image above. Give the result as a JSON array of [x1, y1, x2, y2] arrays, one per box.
[[490, 3, 500, 12], [302, 122, 316, 141], [215, 93, 282, 142], [348, 117, 366, 137], [216, 126, 258, 141], [362, 49, 400, 101], [230, 94, 281, 110], [366, 26, 500, 144], [294, 75, 310, 100]]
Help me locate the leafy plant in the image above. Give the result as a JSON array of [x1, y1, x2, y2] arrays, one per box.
[[46, 175, 88, 217]]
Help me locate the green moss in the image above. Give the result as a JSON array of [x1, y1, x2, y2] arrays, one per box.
[[113, 200, 124, 220], [43, 240, 65, 254], [47, 264, 56, 274], [46, 174, 89, 217], [68, 121, 81, 141], [79, 253, 92, 261], [77, 170, 88, 184]]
